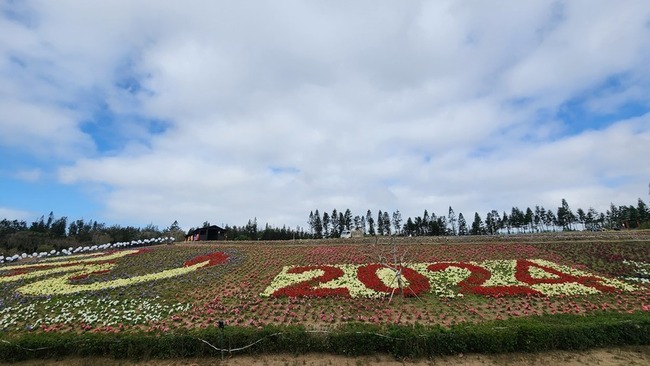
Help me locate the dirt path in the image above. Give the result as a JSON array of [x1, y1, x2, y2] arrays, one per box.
[[4, 346, 649, 366]]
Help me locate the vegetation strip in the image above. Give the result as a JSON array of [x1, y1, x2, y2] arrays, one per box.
[[0, 312, 649, 361]]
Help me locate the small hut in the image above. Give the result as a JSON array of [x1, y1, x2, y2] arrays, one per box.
[[186, 225, 227, 241]]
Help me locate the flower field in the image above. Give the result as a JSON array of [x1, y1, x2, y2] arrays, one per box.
[[0, 236, 649, 337]]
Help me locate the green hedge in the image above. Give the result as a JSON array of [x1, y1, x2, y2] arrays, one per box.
[[1, 312, 648, 362]]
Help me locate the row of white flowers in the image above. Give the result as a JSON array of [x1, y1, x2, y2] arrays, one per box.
[[0, 237, 174, 264], [261, 259, 637, 299], [0, 250, 140, 273], [0, 296, 190, 331], [623, 260, 650, 283]]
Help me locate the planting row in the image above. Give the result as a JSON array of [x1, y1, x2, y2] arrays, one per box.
[[3, 248, 639, 299], [262, 259, 637, 299], [0, 241, 648, 334], [0, 249, 229, 296]]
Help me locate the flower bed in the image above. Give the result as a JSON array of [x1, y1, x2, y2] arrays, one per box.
[[261, 259, 635, 299], [0, 239, 648, 335], [0, 249, 231, 296]]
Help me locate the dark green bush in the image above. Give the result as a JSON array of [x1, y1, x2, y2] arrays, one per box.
[[0, 311, 648, 362]]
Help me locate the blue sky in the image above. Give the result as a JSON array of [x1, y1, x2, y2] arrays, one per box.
[[1, 1, 650, 231]]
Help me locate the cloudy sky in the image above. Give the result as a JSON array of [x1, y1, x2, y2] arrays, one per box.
[[1, 1, 650, 231]]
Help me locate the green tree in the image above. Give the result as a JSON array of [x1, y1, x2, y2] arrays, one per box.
[[557, 198, 575, 231], [404, 217, 416, 236], [322, 212, 330, 238], [510, 207, 524, 233], [422, 210, 430, 235], [585, 207, 598, 231], [638, 198, 649, 225], [49, 216, 67, 238], [546, 210, 558, 231], [485, 210, 500, 235], [432, 214, 447, 236], [331, 209, 339, 237], [343, 209, 352, 230], [538, 206, 548, 231], [353, 215, 361, 230], [29, 215, 47, 233], [245, 218, 258, 240], [576, 208, 586, 230], [392, 210, 402, 235], [313, 209, 323, 238], [366, 209, 375, 236], [383, 211, 392, 235], [458, 213, 468, 235], [606, 203, 619, 229], [525, 207, 534, 233], [471, 212, 484, 235], [534, 206, 542, 232], [501, 211, 510, 234]]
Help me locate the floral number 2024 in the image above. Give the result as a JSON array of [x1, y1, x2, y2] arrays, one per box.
[[261, 259, 636, 299]]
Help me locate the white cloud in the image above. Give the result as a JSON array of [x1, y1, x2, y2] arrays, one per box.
[[1, 1, 649, 229], [501, 1, 650, 103], [0, 99, 92, 158], [0, 207, 32, 221], [13, 168, 42, 182]]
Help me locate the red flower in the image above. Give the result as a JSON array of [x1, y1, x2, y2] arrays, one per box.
[[427, 262, 539, 297], [273, 266, 350, 298], [515, 260, 617, 293], [357, 264, 430, 297], [184, 252, 230, 267]]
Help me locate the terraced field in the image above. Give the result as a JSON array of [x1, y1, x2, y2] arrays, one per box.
[[1, 232, 649, 360]]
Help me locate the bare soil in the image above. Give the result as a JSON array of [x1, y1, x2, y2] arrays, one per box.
[[4, 346, 649, 366]]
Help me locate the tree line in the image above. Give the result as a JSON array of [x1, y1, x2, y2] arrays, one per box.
[[307, 198, 650, 238], [2, 197, 649, 256], [0, 212, 185, 256], [188, 219, 312, 241]]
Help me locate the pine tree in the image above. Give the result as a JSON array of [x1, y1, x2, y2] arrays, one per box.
[[392, 210, 402, 235], [557, 198, 575, 231], [525, 207, 534, 233], [366, 209, 375, 236], [313, 210, 323, 238], [50, 216, 67, 238], [485, 211, 497, 235], [322, 212, 330, 237], [471, 212, 484, 235], [422, 210, 430, 235], [343, 209, 353, 230], [383, 211, 391, 235], [353, 215, 361, 230], [501, 211, 510, 234], [331, 209, 339, 237], [458, 213, 468, 235], [534, 206, 542, 232], [637, 198, 649, 224], [576, 208, 586, 230]]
